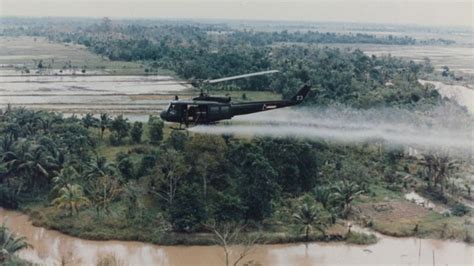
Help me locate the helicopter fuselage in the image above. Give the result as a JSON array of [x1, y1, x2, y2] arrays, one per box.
[[159, 84, 311, 126]]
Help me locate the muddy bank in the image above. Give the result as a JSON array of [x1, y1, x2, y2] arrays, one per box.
[[1, 208, 472, 266]]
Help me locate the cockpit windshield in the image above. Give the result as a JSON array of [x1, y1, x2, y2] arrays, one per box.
[[167, 104, 178, 116]]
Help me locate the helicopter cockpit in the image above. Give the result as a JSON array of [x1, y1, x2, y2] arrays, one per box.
[[160, 101, 212, 125], [160, 103, 182, 123], [167, 103, 178, 116]]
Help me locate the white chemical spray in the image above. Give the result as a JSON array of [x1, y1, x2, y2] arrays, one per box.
[[189, 105, 473, 155]]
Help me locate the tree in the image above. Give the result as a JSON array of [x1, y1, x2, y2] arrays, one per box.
[[292, 202, 328, 241], [99, 113, 111, 140], [212, 192, 247, 222], [209, 222, 260, 266], [52, 184, 90, 216], [313, 186, 333, 209], [0, 223, 31, 263], [151, 149, 189, 206], [148, 115, 164, 145], [109, 115, 130, 145], [237, 152, 279, 221], [185, 134, 227, 199], [117, 155, 135, 180], [52, 166, 79, 195], [165, 130, 188, 151], [130, 121, 143, 143], [86, 175, 122, 216], [332, 180, 364, 218], [84, 155, 116, 180], [82, 113, 99, 129], [122, 181, 146, 221], [4, 143, 51, 191], [170, 183, 206, 232], [418, 153, 458, 195]]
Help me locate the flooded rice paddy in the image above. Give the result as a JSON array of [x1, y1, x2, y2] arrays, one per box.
[[0, 208, 472, 266], [0, 74, 194, 115], [331, 44, 474, 76]]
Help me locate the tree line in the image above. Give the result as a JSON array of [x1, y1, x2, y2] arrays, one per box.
[[0, 108, 405, 234]]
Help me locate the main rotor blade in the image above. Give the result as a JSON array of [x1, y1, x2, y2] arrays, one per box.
[[206, 70, 279, 84]]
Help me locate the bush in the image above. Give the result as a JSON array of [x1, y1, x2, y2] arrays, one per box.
[[148, 116, 164, 145], [110, 115, 130, 145], [0, 185, 19, 209], [170, 184, 207, 232], [108, 132, 121, 146], [452, 203, 469, 216], [346, 231, 378, 245], [130, 122, 143, 143]]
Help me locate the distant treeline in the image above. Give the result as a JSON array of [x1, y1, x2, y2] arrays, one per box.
[[2, 20, 443, 109]]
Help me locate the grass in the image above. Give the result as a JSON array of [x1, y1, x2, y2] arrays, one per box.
[[363, 201, 474, 241], [345, 231, 378, 245], [0, 36, 172, 75], [355, 184, 403, 204], [23, 204, 346, 245]]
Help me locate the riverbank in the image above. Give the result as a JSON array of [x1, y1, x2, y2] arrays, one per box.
[[11, 182, 473, 247], [17, 203, 348, 246], [1, 207, 472, 266]]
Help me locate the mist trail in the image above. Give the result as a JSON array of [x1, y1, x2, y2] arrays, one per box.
[[189, 106, 474, 155]]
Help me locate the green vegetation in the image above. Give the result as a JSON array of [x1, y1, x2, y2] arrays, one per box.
[[0, 18, 472, 247], [0, 223, 31, 264], [292, 202, 329, 241], [0, 105, 471, 244], [345, 231, 378, 245]]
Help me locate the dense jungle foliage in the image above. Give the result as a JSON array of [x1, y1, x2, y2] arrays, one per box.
[[0, 108, 399, 233], [0, 18, 471, 245]]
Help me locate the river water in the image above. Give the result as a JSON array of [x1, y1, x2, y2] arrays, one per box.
[[0, 208, 472, 266]]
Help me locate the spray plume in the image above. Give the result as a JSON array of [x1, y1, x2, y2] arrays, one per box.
[[189, 106, 473, 155]]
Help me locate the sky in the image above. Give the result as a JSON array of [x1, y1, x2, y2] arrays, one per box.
[[1, 0, 472, 27]]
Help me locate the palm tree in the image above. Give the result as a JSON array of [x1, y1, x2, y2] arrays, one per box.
[[332, 180, 364, 218], [3, 123, 20, 141], [292, 203, 328, 241], [21, 145, 51, 189], [0, 223, 31, 262], [314, 186, 332, 209], [0, 134, 15, 154], [84, 155, 116, 180], [82, 113, 99, 129], [99, 113, 111, 139], [52, 166, 79, 195], [418, 153, 458, 194], [52, 184, 90, 216]]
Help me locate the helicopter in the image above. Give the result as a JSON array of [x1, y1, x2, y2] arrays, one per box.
[[159, 70, 311, 128]]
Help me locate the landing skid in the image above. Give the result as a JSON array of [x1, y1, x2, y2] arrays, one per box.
[[170, 121, 218, 130]]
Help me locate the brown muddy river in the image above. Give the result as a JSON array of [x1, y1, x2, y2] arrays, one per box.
[[0, 208, 472, 266]]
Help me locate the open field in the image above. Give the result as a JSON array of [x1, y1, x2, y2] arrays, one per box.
[[328, 43, 474, 78], [0, 36, 158, 75], [0, 37, 282, 116]]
